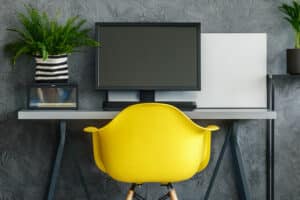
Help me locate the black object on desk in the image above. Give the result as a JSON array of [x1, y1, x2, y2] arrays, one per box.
[[103, 101, 197, 111], [103, 90, 197, 111]]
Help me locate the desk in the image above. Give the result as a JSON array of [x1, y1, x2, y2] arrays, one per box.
[[18, 109, 276, 120], [18, 109, 276, 200]]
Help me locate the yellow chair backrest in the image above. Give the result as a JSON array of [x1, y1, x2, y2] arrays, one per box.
[[84, 103, 219, 184]]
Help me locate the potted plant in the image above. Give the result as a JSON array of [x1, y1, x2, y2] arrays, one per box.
[[4, 5, 99, 82], [279, 0, 300, 74]]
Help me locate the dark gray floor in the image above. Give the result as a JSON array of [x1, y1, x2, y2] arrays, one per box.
[[0, 0, 299, 199]]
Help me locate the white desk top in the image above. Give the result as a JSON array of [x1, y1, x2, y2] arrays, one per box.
[[18, 109, 276, 120]]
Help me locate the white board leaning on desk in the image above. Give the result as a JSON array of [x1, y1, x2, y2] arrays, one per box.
[[108, 33, 267, 108]]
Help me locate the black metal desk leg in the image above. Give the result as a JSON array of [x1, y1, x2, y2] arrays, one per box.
[[47, 120, 67, 200], [230, 121, 251, 200], [204, 124, 232, 200], [266, 74, 275, 200], [266, 119, 275, 200]]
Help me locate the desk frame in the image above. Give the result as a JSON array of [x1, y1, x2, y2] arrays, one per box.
[[47, 121, 66, 200], [17, 75, 276, 200]]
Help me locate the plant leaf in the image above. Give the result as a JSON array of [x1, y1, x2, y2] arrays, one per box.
[[4, 4, 99, 66]]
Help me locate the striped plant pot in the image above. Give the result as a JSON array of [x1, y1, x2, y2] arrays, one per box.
[[34, 55, 69, 82]]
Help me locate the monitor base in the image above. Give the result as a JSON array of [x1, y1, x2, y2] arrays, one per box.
[[103, 101, 197, 111]]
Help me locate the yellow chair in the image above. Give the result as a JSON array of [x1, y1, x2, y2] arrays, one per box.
[[84, 103, 219, 200]]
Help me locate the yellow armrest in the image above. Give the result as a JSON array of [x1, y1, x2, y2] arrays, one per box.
[[84, 126, 99, 134], [205, 125, 219, 131]]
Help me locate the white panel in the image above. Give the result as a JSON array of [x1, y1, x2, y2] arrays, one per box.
[[109, 33, 267, 108], [108, 91, 138, 101]]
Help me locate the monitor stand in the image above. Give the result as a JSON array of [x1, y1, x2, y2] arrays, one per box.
[[102, 90, 197, 111]]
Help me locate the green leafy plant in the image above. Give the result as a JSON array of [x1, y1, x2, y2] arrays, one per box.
[[279, 0, 300, 48], [4, 5, 99, 65]]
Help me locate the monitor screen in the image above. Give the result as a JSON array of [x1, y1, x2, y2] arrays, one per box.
[[95, 23, 201, 90]]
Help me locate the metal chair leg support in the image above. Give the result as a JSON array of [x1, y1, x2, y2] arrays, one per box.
[[126, 184, 146, 200], [204, 125, 232, 200], [158, 193, 169, 200], [134, 193, 146, 200], [47, 120, 67, 200], [230, 121, 251, 200], [158, 183, 178, 200]]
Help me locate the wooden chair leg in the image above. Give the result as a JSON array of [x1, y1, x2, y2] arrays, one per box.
[[126, 184, 136, 200], [169, 188, 178, 200], [126, 189, 134, 200]]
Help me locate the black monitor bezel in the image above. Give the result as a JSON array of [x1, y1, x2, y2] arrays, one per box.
[[95, 22, 201, 91]]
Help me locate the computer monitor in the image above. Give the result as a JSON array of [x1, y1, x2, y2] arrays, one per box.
[[95, 22, 201, 110]]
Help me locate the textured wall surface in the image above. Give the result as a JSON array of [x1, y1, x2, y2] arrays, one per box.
[[0, 0, 299, 199]]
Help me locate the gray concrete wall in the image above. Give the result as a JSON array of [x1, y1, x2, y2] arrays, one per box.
[[0, 0, 299, 199]]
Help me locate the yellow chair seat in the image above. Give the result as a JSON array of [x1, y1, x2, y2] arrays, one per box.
[[84, 103, 219, 184]]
